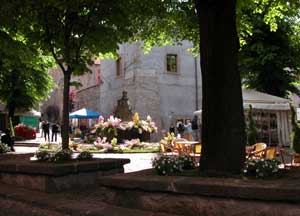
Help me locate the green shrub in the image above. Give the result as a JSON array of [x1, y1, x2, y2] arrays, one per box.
[[178, 155, 195, 169], [77, 151, 93, 161], [242, 159, 280, 178], [290, 103, 300, 154], [0, 143, 11, 153], [35, 151, 51, 161], [152, 156, 182, 175], [50, 149, 73, 163]]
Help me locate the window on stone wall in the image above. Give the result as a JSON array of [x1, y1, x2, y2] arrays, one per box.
[[166, 54, 177, 73], [116, 57, 121, 77]]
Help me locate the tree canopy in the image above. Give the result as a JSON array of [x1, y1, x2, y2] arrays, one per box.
[[239, 2, 300, 98], [2, 0, 164, 148], [0, 24, 54, 119]]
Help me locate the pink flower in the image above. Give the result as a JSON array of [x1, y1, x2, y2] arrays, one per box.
[[98, 116, 104, 123]]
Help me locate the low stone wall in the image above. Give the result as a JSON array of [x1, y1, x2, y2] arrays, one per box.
[[0, 158, 129, 192], [97, 169, 300, 216]]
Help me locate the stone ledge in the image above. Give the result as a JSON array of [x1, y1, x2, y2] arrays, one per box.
[[98, 169, 300, 202], [0, 158, 130, 176], [0, 157, 130, 192]]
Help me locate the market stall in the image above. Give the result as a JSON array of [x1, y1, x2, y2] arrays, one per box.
[[194, 89, 291, 147]]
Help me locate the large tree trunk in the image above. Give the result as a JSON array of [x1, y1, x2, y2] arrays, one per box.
[[196, 0, 246, 174], [62, 69, 71, 149]]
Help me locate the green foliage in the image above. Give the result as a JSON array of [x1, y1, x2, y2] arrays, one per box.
[[50, 149, 73, 163], [152, 156, 183, 176], [76, 151, 93, 161], [246, 105, 258, 146], [239, 3, 300, 98], [152, 155, 196, 176], [242, 158, 280, 179], [290, 103, 300, 154], [0, 143, 11, 153], [35, 151, 51, 161], [178, 155, 196, 170], [0, 29, 55, 119]]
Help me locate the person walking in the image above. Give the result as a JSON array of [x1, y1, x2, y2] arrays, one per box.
[[51, 122, 59, 142], [43, 120, 50, 142]]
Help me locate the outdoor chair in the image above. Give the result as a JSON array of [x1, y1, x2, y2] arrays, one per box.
[[190, 143, 202, 165], [279, 148, 300, 169], [159, 139, 179, 156], [247, 142, 267, 159], [264, 147, 277, 160], [173, 138, 189, 155]]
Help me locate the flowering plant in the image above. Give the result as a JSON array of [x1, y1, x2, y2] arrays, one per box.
[[152, 156, 183, 175], [95, 115, 122, 140], [123, 139, 142, 149], [242, 158, 280, 178], [14, 124, 36, 139], [77, 151, 93, 161], [93, 137, 113, 152], [178, 155, 196, 170], [164, 132, 176, 144], [94, 113, 157, 143], [124, 113, 157, 134]]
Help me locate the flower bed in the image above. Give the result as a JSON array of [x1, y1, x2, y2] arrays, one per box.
[[14, 124, 36, 140], [95, 113, 157, 143], [38, 139, 160, 154]]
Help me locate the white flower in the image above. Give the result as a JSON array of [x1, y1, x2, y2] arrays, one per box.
[[147, 115, 152, 121]]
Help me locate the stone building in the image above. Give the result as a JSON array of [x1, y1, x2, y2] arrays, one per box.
[[42, 40, 202, 139]]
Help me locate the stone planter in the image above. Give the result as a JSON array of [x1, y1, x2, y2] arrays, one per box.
[[0, 157, 130, 192], [117, 129, 150, 143]]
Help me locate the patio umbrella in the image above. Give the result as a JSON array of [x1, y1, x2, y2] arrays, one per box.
[[69, 108, 100, 119]]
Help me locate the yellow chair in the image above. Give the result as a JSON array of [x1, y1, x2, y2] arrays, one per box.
[[247, 143, 267, 159], [194, 143, 202, 154], [264, 147, 277, 160], [173, 138, 188, 155]]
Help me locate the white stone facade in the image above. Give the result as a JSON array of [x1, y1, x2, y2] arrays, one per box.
[[43, 41, 202, 140], [98, 41, 202, 139]]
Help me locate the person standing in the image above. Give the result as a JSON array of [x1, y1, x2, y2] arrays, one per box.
[[39, 119, 44, 138], [184, 119, 193, 141], [43, 120, 50, 142], [51, 122, 59, 142], [169, 123, 175, 134], [1, 129, 15, 151], [191, 115, 199, 141]]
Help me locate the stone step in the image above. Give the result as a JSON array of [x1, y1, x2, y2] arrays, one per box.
[[0, 183, 178, 216]]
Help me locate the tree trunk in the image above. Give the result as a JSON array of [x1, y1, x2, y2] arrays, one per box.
[[62, 69, 71, 149], [196, 0, 246, 174]]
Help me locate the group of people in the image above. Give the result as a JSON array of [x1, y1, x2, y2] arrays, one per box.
[[40, 120, 60, 142], [169, 115, 200, 141]]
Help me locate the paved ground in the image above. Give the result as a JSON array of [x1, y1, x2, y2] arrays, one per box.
[[14, 133, 160, 173]]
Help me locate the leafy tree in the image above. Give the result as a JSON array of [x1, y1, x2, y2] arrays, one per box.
[[0, 31, 54, 121], [239, 9, 300, 98], [4, 0, 162, 149]]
